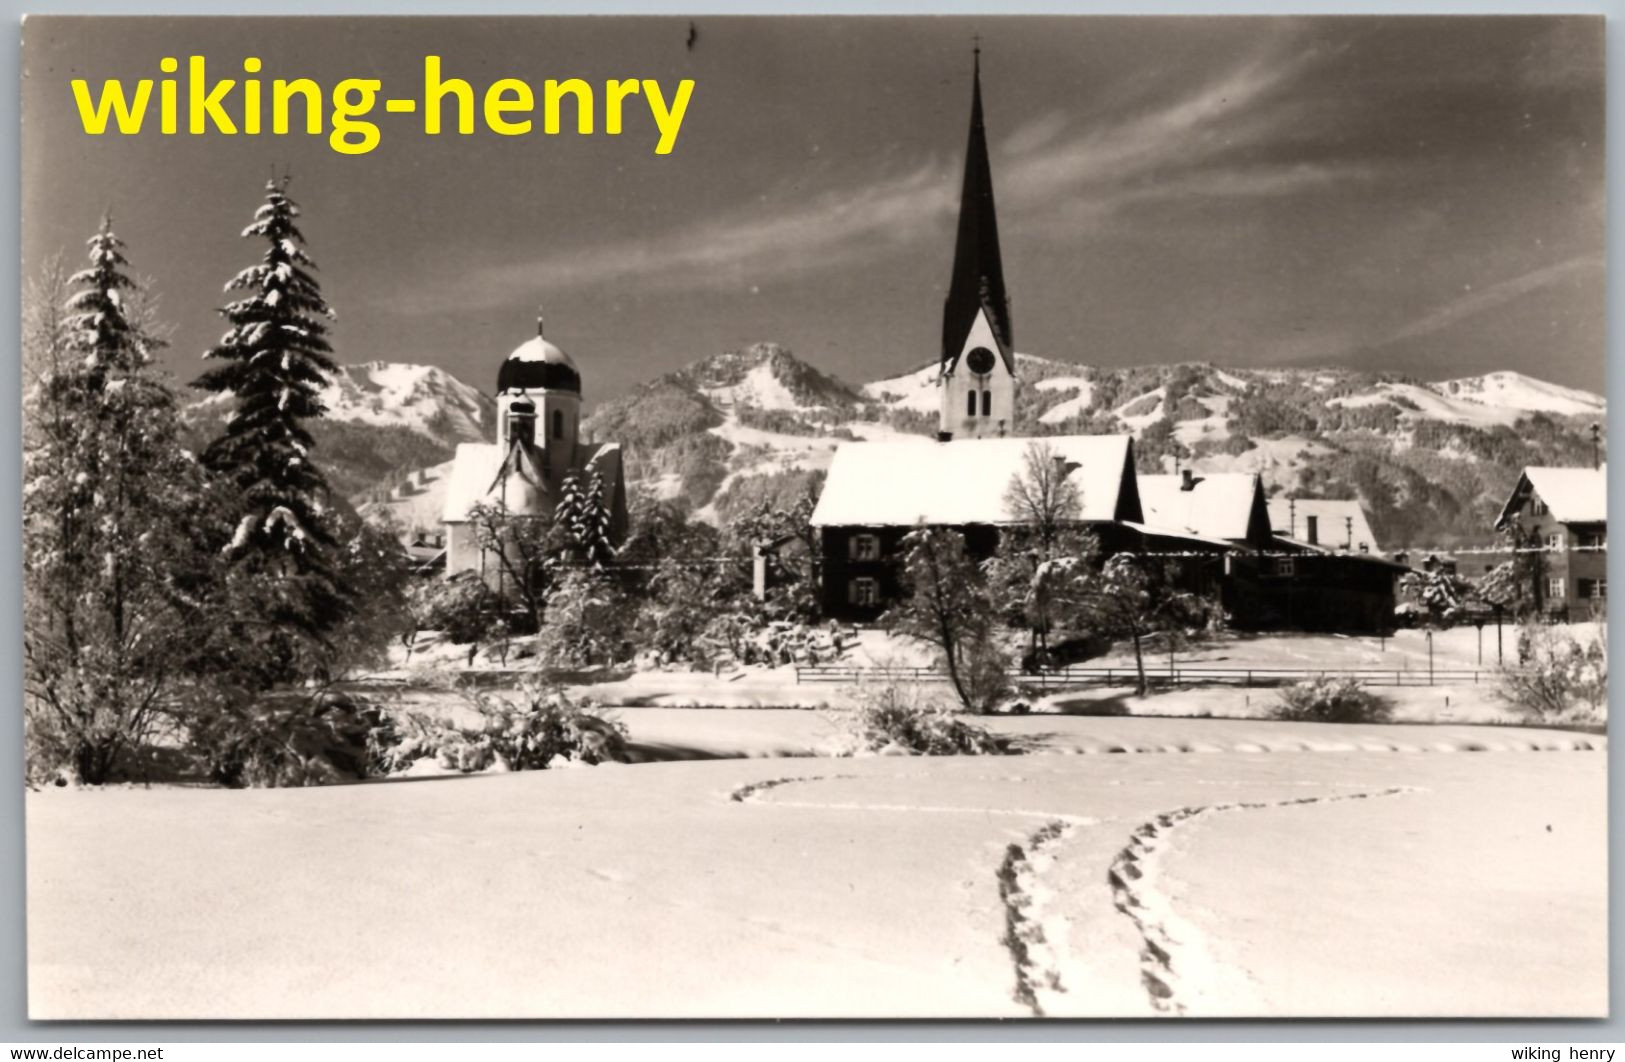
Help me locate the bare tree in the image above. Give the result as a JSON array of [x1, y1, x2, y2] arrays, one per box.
[[466, 499, 563, 633], [1002, 440, 1082, 549], [884, 525, 1004, 713]]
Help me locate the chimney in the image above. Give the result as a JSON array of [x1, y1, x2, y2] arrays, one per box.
[[1180, 468, 1195, 492], [1306, 514, 1319, 546], [537, 304, 546, 338]]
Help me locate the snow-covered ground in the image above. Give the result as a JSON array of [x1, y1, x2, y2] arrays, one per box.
[[27, 733, 1605, 1018], [702, 362, 808, 412], [1035, 376, 1093, 425], [1430, 369, 1605, 418]]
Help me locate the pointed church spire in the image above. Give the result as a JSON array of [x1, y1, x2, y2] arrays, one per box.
[[941, 46, 1012, 371]]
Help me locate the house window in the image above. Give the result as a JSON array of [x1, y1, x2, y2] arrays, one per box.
[[1358, 542, 1369, 554], [1547, 576, 1566, 600], [1530, 498, 1548, 516], [1545, 532, 1565, 551], [1577, 530, 1607, 551], [849, 533, 881, 562], [1276, 557, 1296, 577], [552, 409, 564, 439], [982, 390, 992, 417], [849, 577, 880, 607], [967, 390, 977, 417], [1578, 578, 1607, 600]]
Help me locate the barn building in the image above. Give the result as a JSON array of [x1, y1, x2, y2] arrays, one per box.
[[441, 313, 628, 586]]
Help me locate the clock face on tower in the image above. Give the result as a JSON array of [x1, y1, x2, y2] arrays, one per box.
[[964, 347, 996, 376]]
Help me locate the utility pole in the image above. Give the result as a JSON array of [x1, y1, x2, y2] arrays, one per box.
[[1591, 423, 1602, 470]]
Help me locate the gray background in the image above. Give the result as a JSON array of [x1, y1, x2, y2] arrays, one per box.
[[2, 0, 1620, 1043]]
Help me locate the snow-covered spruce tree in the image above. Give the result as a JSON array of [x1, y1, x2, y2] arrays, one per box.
[[23, 222, 216, 784], [555, 469, 616, 569], [193, 178, 353, 684]]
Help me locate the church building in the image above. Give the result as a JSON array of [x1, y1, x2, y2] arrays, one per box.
[[811, 52, 1151, 617], [809, 53, 1400, 632], [441, 313, 629, 585]]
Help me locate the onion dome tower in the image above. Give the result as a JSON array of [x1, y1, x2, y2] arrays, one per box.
[[496, 307, 581, 473]]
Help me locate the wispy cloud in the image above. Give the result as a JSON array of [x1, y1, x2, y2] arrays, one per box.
[[1379, 253, 1602, 347], [397, 29, 1364, 313]]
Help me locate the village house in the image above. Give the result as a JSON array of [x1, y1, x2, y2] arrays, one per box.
[[441, 313, 629, 588], [1493, 464, 1607, 618], [813, 435, 1147, 620], [1140, 474, 1400, 632]]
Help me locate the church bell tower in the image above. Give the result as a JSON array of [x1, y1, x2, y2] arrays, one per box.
[[939, 47, 1015, 441]]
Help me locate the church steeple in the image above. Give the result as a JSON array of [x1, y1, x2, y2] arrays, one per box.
[[941, 46, 1012, 372], [938, 47, 1016, 441]]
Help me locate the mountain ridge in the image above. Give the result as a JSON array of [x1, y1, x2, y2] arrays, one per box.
[[231, 344, 1603, 550]]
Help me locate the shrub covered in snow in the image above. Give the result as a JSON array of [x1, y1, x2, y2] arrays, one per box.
[[1272, 676, 1393, 724], [186, 689, 395, 788], [1498, 624, 1607, 726], [409, 570, 505, 646], [831, 679, 1008, 757], [378, 682, 629, 774]]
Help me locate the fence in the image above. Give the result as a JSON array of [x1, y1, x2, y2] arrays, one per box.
[[793, 664, 1510, 689]]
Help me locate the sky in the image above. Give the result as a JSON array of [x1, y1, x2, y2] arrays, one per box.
[[21, 15, 1606, 407]]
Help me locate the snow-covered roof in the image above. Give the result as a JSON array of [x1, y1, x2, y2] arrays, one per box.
[[1267, 498, 1381, 554], [1137, 472, 1263, 542], [499, 333, 580, 394], [443, 443, 509, 524], [442, 441, 622, 523], [1119, 521, 1238, 550], [1496, 465, 1607, 529], [507, 334, 575, 367], [810, 435, 1138, 528], [1271, 535, 1409, 569]]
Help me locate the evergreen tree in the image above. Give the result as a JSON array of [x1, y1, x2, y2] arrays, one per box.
[[194, 177, 352, 679], [24, 222, 215, 783], [556, 469, 616, 569]]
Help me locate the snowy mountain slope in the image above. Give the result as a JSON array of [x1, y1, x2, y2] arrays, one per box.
[[1431, 370, 1605, 419], [190, 361, 494, 448], [320, 342, 1601, 551], [318, 362, 494, 445], [357, 458, 457, 536]]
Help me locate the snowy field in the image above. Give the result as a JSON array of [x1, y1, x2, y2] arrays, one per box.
[[27, 716, 1605, 1019]]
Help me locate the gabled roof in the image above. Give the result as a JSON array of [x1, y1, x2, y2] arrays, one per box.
[[1138, 472, 1266, 543], [1267, 497, 1381, 554], [810, 435, 1138, 528], [442, 441, 623, 523], [1495, 465, 1607, 529]]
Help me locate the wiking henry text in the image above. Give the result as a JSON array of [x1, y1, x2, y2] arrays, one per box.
[[70, 55, 697, 156]]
